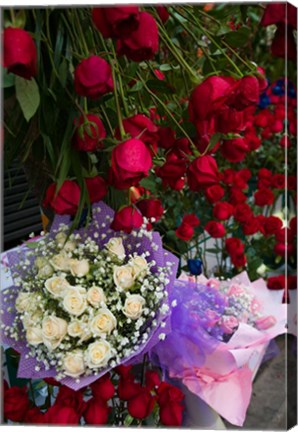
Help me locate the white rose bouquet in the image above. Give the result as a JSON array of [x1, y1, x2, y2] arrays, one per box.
[[1, 202, 178, 390]]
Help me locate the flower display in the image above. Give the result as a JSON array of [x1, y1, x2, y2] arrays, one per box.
[[1, 202, 178, 390]]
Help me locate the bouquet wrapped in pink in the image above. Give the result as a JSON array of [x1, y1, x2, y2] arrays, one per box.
[[1, 202, 178, 391], [152, 271, 287, 426]]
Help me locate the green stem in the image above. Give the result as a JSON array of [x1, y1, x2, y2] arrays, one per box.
[[29, 380, 36, 405], [110, 44, 129, 117], [74, 9, 89, 56], [137, 73, 198, 154], [10, 8, 16, 25], [100, 105, 115, 137]]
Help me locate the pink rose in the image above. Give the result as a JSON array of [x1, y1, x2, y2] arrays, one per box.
[[227, 284, 246, 297], [220, 316, 239, 334], [255, 315, 277, 330]]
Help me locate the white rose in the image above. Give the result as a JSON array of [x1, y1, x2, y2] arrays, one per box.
[[26, 327, 43, 346], [45, 276, 70, 299], [113, 265, 135, 290], [37, 264, 54, 279], [56, 232, 77, 252], [16, 292, 34, 313], [63, 287, 87, 316], [123, 294, 145, 320], [87, 286, 106, 308], [69, 259, 90, 278], [34, 257, 48, 269], [85, 340, 113, 369], [63, 350, 85, 378], [129, 256, 148, 278], [68, 320, 92, 342], [105, 237, 126, 261], [22, 308, 43, 329], [90, 308, 117, 336], [50, 252, 71, 272], [42, 316, 68, 350]]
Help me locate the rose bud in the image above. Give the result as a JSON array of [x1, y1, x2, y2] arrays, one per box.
[[155, 156, 186, 190], [157, 127, 176, 150], [127, 388, 155, 419], [205, 221, 226, 238], [254, 188, 275, 207], [43, 180, 81, 215], [182, 214, 200, 227], [117, 12, 159, 62], [213, 202, 233, 221], [187, 155, 219, 191], [230, 252, 247, 268], [110, 138, 152, 189], [3, 27, 37, 79], [137, 198, 164, 222], [111, 206, 143, 233], [156, 6, 170, 23], [74, 55, 114, 99], [221, 138, 249, 163], [225, 237, 245, 255], [4, 386, 30, 422], [115, 114, 159, 153], [85, 176, 107, 203], [91, 373, 115, 400], [92, 6, 140, 38], [188, 76, 234, 123], [205, 184, 225, 203], [175, 222, 194, 241], [73, 114, 106, 152], [83, 398, 110, 425]]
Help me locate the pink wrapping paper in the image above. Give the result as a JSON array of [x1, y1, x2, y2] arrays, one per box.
[[173, 271, 287, 426]]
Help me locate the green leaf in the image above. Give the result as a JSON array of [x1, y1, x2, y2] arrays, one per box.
[[25, 241, 40, 249], [159, 64, 173, 71], [14, 10, 27, 28], [128, 80, 143, 93], [139, 177, 157, 193], [224, 27, 251, 48], [206, 132, 222, 153], [2, 68, 15, 88], [15, 77, 40, 122], [124, 415, 134, 426]]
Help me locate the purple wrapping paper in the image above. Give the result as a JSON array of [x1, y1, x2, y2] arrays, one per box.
[[1, 201, 178, 390]]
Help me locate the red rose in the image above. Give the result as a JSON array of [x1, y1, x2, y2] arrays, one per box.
[[91, 373, 115, 401], [118, 378, 142, 401], [127, 388, 155, 419], [225, 237, 244, 255], [115, 364, 132, 377], [213, 202, 233, 221], [157, 127, 176, 150], [45, 405, 80, 425], [205, 184, 225, 203], [244, 129, 261, 151], [110, 138, 152, 189], [290, 217, 297, 235], [4, 386, 30, 422], [233, 203, 253, 222], [43, 377, 61, 387], [73, 114, 106, 151], [263, 216, 283, 236], [261, 3, 297, 28], [111, 206, 143, 233], [182, 214, 200, 227], [221, 138, 249, 163], [267, 275, 286, 290], [92, 6, 140, 38], [117, 12, 159, 62], [74, 55, 114, 99], [83, 398, 109, 425], [242, 217, 260, 235], [205, 221, 226, 238], [274, 242, 294, 257], [157, 382, 184, 426], [272, 174, 285, 189], [233, 76, 260, 109], [288, 176, 297, 191], [229, 188, 247, 204], [271, 24, 296, 62], [187, 155, 219, 191], [188, 76, 234, 123], [254, 188, 275, 206], [176, 222, 194, 241], [3, 27, 37, 79], [137, 198, 164, 222], [116, 114, 159, 152], [156, 6, 170, 23], [280, 135, 290, 148], [24, 407, 45, 424], [55, 386, 86, 417], [43, 180, 81, 215], [215, 107, 245, 134], [145, 370, 161, 390], [159, 402, 184, 426], [222, 168, 235, 185], [85, 176, 107, 203], [230, 252, 247, 268], [153, 69, 165, 80], [237, 168, 252, 182], [156, 155, 186, 190], [288, 275, 297, 290]]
